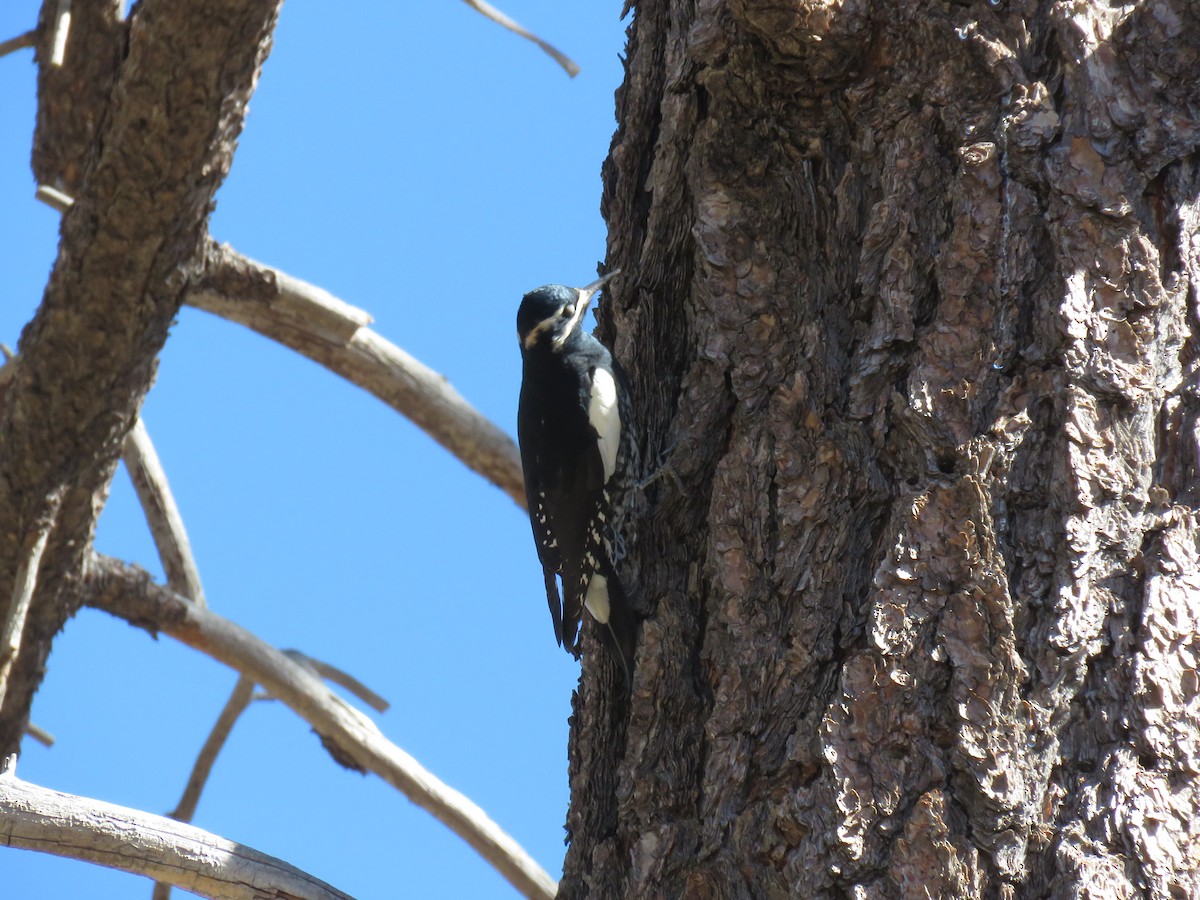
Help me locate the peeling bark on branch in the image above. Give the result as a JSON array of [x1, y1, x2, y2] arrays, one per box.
[[568, 1, 1200, 897]]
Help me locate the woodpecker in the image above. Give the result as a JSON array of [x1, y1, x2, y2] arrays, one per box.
[[516, 271, 638, 680]]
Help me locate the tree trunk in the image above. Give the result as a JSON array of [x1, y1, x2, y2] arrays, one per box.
[[565, 1, 1200, 897]]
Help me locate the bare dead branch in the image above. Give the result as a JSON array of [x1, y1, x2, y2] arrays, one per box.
[[0, 495, 62, 709], [0, 773, 352, 900], [168, 675, 254, 824], [23, 723, 54, 748], [282, 650, 390, 714], [247, 261, 374, 345], [460, 0, 579, 77], [122, 418, 207, 606], [124, 411, 218, 900], [86, 556, 557, 900], [188, 243, 526, 509], [19, 208, 524, 510], [150, 676, 256, 900], [34, 184, 74, 212], [0, 0, 285, 755], [0, 29, 36, 58]]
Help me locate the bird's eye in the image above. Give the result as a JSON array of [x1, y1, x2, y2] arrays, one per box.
[[561, 305, 576, 319]]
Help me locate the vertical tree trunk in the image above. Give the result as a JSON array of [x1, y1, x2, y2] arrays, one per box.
[[565, 1, 1200, 896]]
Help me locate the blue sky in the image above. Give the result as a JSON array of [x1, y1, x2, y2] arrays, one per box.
[[0, 2, 627, 896]]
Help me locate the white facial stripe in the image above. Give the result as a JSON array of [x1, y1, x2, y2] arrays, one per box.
[[588, 367, 620, 481], [522, 316, 558, 349], [584, 574, 610, 623], [552, 291, 591, 350]]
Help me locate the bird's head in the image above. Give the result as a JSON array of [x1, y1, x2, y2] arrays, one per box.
[[517, 271, 620, 353]]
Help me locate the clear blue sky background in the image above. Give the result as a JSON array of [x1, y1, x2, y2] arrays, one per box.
[[1, 2, 627, 896]]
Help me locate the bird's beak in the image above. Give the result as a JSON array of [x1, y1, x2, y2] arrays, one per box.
[[553, 270, 621, 350], [575, 269, 621, 318]]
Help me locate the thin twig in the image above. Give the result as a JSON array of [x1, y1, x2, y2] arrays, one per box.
[[460, 0, 579, 77], [0, 774, 353, 900], [126, 414, 213, 900], [187, 243, 526, 508], [123, 417, 207, 606], [87, 556, 558, 900], [168, 676, 254, 824], [282, 650, 389, 713], [0, 495, 63, 709], [0, 29, 37, 59], [151, 676, 257, 900], [23, 723, 55, 748]]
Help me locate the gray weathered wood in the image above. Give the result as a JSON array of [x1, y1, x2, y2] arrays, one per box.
[[0, 774, 353, 900], [187, 243, 526, 508], [86, 556, 558, 900], [122, 418, 207, 607]]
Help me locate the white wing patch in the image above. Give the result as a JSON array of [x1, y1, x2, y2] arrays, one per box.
[[584, 574, 610, 624], [588, 367, 620, 481]]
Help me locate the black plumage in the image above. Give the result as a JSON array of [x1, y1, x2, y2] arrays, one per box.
[[516, 273, 638, 680]]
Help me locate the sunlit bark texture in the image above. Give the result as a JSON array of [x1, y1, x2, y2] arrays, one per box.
[[1, 3, 558, 894], [565, 1, 1200, 896], [0, 0, 283, 752]]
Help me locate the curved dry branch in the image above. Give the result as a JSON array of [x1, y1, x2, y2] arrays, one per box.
[[187, 243, 526, 509], [86, 556, 557, 900], [0, 773, 351, 900], [22, 723, 54, 748], [282, 650, 390, 714], [460, 0, 580, 77], [157, 654, 390, 898], [0, 29, 37, 59]]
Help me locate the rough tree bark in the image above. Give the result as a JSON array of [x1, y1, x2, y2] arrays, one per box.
[[565, 1, 1200, 897], [1, 2, 561, 894], [0, 0, 283, 754]]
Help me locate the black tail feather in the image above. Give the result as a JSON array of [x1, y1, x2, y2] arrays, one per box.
[[543, 566, 564, 647]]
